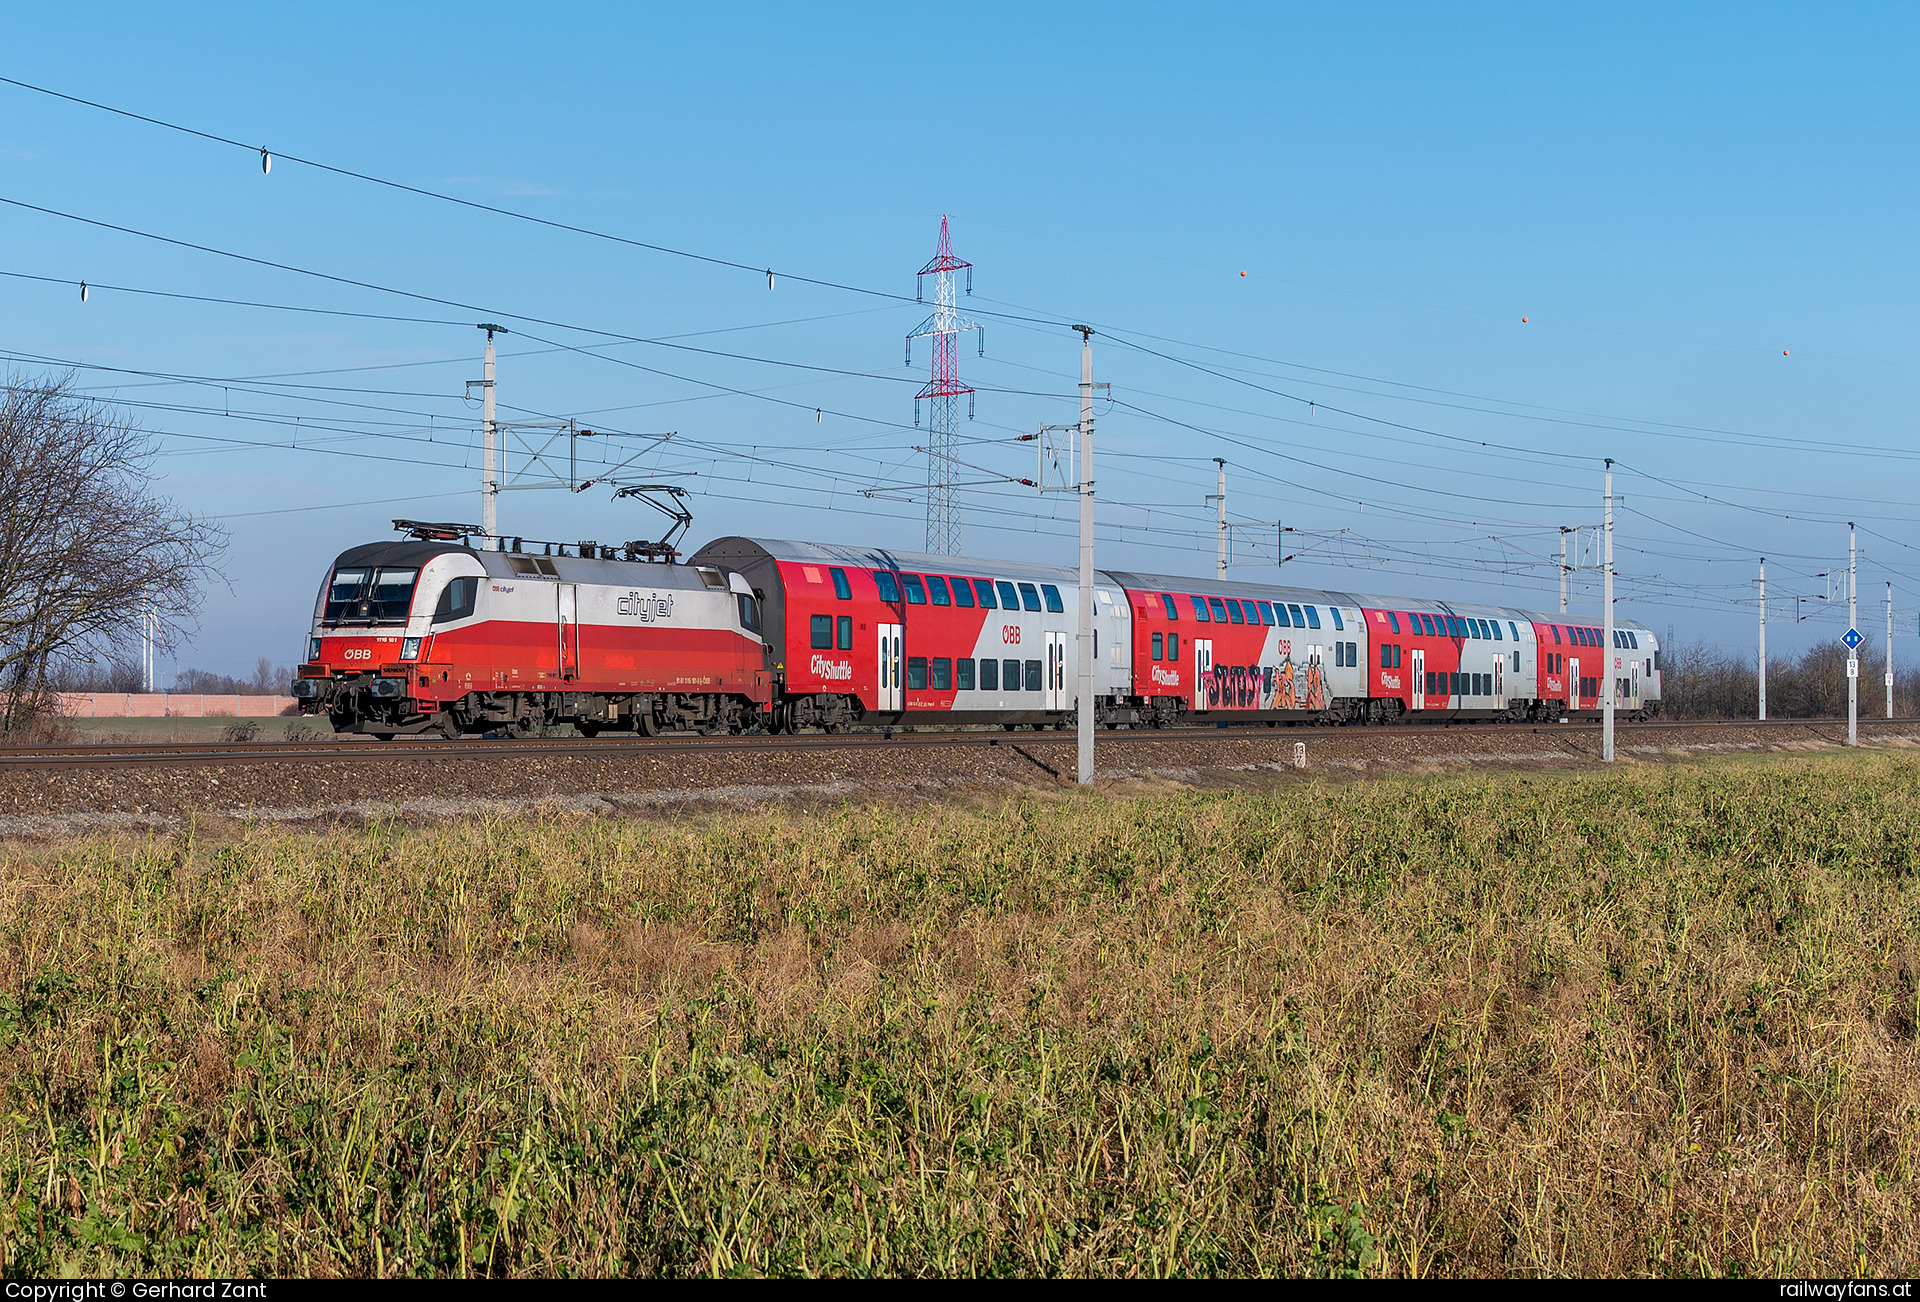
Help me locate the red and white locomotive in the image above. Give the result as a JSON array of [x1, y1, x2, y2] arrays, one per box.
[[295, 525, 1661, 736], [294, 523, 772, 737]]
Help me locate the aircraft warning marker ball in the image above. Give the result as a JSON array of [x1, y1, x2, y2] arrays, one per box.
[[1521, 317, 1528, 323]]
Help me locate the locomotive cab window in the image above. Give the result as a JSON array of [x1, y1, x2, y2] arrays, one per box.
[[810, 614, 833, 649], [737, 595, 762, 633], [1040, 584, 1064, 613], [974, 579, 997, 609], [432, 575, 477, 624], [829, 567, 852, 600]]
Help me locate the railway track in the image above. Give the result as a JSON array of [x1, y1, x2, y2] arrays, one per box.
[[4, 716, 1908, 769]]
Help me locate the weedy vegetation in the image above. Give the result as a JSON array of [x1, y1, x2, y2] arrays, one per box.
[[1, 750, 1916, 1277]]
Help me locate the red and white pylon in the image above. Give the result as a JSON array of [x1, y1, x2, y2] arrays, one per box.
[[905, 215, 982, 555]]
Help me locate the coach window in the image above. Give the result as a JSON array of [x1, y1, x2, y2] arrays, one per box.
[[1379, 643, 1390, 669], [1191, 596, 1210, 621], [1257, 601, 1275, 625], [1018, 583, 1044, 613], [1024, 660, 1043, 692], [951, 578, 974, 608], [810, 614, 833, 649], [957, 658, 975, 690], [931, 657, 953, 690], [1392, 644, 1402, 668], [906, 657, 928, 690], [830, 567, 852, 600], [979, 658, 999, 691], [1004, 658, 1022, 690], [1550, 625, 1561, 644], [1168, 632, 1180, 660], [837, 616, 853, 650], [1334, 643, 1345, 667], [1275, 603, 1291, 627], [928, 576, 951, 606], [1386, 611, 1400, 634], [1628, 631, 1639, 649], [903, 575, 928, 605], [1226, 600, 1245, 625], [1330, 607, 1344, 631], [1208, 597, 1230, 622], [1152, 632, 1164, 661], [1161, 593, 1179, 619], [874, 571, 901, 603], [1040, 584, 1065, 613], [432, 575, 477, 624], [998, 581, 1021, 610], [1491, 621, 1503, 640], [974, 579, 997, 609], [1303, 605, 1321, 628]]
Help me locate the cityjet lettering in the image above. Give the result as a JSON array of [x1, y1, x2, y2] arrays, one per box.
[[810, 655, 853, 681], [617, 591, 674, 622]]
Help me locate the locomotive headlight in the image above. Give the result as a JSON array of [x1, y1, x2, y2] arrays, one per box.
[[309, 637, 322, 660], [400, 637, 421, 661]]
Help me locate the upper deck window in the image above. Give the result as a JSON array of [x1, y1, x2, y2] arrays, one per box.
[[950, 578, 973, 608], [1330, 607, 1344, 631], [1226, 600, 1245, 625], [973, 579, 997, 609], [829, 567, 852, 600], [1258, 601, 1275, 626], [1018, 583, 1043, 613], [903, 575, 928, 605], [927, 576, 951, 606], [1161, 593, 1179, 620], [874, 571, 901, 603], [997, 581, 1020, 610], [1040, 584, 1065, 613], [1208, 597, 1229, 622]]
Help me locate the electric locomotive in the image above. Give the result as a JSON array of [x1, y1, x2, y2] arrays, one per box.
[[293, 520, 772, 738]]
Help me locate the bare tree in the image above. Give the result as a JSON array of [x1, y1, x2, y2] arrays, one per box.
[[0, 375, 224, 728]]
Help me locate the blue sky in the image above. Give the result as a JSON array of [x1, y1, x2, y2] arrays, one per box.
[[2, 2, 1916, 677]]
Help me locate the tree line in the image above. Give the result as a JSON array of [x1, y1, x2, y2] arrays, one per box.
[[1657, 631, 1918, 719]]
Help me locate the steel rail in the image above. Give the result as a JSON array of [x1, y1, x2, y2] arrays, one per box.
[[3, 716, 1912, 770]]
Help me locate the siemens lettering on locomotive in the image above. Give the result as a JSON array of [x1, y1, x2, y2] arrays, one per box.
[[294, 528, 1661, 737]]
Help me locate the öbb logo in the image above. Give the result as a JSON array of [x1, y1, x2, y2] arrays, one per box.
[[810, 655, 853, 681], [618, 591, 673, 622], [1001, 625, 1021, 644]]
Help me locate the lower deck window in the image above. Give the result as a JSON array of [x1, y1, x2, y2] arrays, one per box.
[[957, 658, 975, 690], [1168, 632, 1180, 660], [907, 657, 928, 690], [837, 615, 853, 650], [931, 657, 952, 691], [1024, 660, 1042, 692], [1152, 632, 1164, 660], [810, 614, 832, 649], [1004, 658, 1021, 690], [980, 658, 999, 691]]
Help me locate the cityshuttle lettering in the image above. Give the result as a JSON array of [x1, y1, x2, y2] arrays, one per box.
[[617, 591, 674, 622], [1151, 666, 1181, 687], [810, 655, 853, 680]]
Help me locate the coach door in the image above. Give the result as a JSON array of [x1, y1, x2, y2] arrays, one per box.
[[557, 584, 579, 680], [1045, 630, 1069, 711], [1568, 657, 1580, 710], [1193, 638, 1213, 710], [1411, 648, 1425, 710], [1493, 655, 1505, 705], [877, 623, 903, 712]]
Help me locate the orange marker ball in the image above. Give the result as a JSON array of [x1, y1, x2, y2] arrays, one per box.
[[1783, 349, 1790, 356], [1521, 316, 1529, 323], [1239, 271, 1246, 276]]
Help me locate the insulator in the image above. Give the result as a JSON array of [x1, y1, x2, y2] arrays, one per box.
[[79, 282, 87, 302], [261, 148, 271, 175], [966, 267, 973, 294]]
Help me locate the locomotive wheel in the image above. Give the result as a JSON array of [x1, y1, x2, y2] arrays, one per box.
[[503, 718, 533, 740], [435, 711, 460, 741]]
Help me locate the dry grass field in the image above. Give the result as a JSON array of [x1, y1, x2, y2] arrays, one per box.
[[1, 750, 1915, 1277]]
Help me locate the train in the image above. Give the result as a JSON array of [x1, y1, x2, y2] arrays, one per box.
[[293, 524, 1662, 738]]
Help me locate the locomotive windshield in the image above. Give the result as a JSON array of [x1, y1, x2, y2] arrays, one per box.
[[323, 566, 420, 626]]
